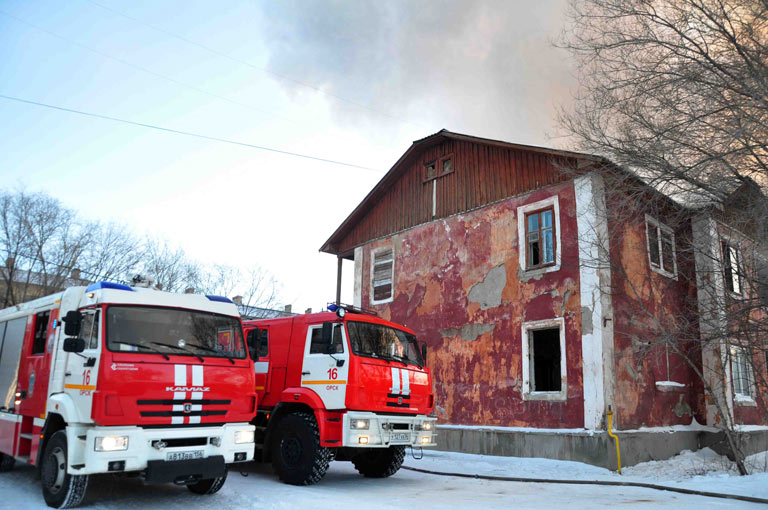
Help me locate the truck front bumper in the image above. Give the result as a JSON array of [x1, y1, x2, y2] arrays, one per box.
[[68, 422, 254, 476], [342, 412, 436, 448]]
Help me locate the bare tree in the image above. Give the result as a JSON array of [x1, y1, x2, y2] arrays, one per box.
[[559, 0, 768, 474], [197, 263, 281, 313]]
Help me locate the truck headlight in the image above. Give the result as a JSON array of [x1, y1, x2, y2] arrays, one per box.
[[95, 435, 129, 452], [234, 429, 254, 444], [351, 419, 369, 430], [421, 422, 433, 431]]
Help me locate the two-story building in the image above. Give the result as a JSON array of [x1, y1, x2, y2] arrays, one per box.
[[321, 130, 767, 468]]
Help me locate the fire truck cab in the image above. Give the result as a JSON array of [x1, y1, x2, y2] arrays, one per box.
[[0, 282, 256, 508], [244, 305, 436, 486]]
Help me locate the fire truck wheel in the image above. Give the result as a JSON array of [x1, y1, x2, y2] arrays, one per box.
[[352, 445, 406, 478], [271, 412, 331, 485], [187, 468, 228, 495], [40, 431, 89, 509], [0, 452, 15, 472]]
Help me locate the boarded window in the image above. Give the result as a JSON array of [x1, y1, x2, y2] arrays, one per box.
[[731, 347, 753, 398], [646, 217, 676, 277], [525, 208, 555, 269], [32, 311, 50, 355], [529, 328, 561, 392], [372, 248, 394, 302], [722, 240, 743, 295]]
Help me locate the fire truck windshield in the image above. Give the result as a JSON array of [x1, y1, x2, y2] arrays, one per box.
[[346, 321, 424, 367], [105, 306, 246, 359]]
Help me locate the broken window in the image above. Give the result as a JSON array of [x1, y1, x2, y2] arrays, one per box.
[[645, 217, 677, 277], [31, 311, 50, 355], [721, 240, 743, 295], [731, 347, 753, 398], [525, 207, 556, 269], [424, 161, 437, 181], [372, 248, 394, 303], [529, 327, 562, 392], [441, 157, 453, 176]]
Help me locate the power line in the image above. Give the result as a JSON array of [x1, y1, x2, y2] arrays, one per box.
[[83, 0, 427, 130], [0, 8, 298, 126], [0, 93, 384, 172]]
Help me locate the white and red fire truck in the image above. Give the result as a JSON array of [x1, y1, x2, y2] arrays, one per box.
[[0, 281, 256, 508], [243, 304, 436, 485]]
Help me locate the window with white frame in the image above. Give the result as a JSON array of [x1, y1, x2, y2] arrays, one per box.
[[521, 318, 567, 401], [371, 247, 394, 304], [721, 239, 743, 295], [517, 197, 561, 275], [645, 216, 677, 278], [730, 346, 753, 399]]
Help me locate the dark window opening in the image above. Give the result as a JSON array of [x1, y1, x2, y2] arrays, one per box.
[[530, 328, 561, 392], [32, 311, 50, 354], [758, 264, 768, 308], [81, 311, 100, 350]]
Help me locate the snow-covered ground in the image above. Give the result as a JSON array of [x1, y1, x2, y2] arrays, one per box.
[[2, 448, 767, 509]]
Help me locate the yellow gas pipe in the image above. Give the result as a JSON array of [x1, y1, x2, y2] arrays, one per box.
[[607, 406, 621, 474]]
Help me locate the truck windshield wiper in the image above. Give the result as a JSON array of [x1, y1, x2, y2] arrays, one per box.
[[380, 354, 408, 366], [115, 341, 170, 360], [186, 343, 235, 365], [151, 342, 204, 363]]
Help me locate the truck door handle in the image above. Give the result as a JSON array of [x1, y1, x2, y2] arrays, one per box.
[[302, 371, 310, 375]]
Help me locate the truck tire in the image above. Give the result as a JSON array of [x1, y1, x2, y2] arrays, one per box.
[[271, 412, 330, 485], [187, 468, 227, 495], [40, 431, 89, 509], [352, 446, 406, 478], [0, 452, 15, 472]]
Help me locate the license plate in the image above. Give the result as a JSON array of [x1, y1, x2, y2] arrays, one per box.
[[166, 451, 204, 461], [390, 432, 411, 444]]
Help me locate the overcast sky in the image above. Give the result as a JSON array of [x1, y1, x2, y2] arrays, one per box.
[[0, 0, 576, 312]]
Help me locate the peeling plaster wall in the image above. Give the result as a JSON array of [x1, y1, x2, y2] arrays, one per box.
[[359, 181, 585, 428], [607, 196, 705, 430]]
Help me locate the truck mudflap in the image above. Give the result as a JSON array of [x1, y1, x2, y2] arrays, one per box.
[[145, 455, 225, 484], [342, 412, 436, 448]]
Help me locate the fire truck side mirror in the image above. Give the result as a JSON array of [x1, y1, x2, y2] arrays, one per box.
[[63, 337, 86, 353], [321, 322, 333, 354], [63, 310, 83, 336], [421, 342, 427, 363]]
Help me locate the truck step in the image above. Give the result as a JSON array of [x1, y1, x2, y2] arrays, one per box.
[[15, 455, 30, 464], [19, 433, 34, 440]]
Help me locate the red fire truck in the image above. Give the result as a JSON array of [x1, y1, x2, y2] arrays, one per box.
[[0, 281, 256, 508], [243, 304, 436, 485]]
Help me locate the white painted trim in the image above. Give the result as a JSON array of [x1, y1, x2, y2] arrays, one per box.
[[644, 215, 678, 279], [521, 317, 567, 401], [353, 246, 363, 308], [517, 196, 561, 275], [432, 180, 437, 218], [370, 245, 395, 305], [0, 411, 22, 423], [574, 174, 609, 430]]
